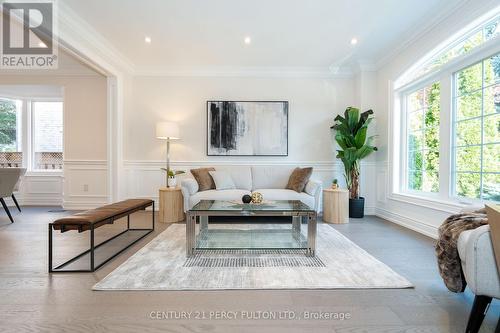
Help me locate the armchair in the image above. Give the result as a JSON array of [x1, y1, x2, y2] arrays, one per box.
[[457, 224, 500, 332]]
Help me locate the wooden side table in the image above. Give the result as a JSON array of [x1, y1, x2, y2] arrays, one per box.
[[322, 188, 349, 224], [159, 187, 184, 223]]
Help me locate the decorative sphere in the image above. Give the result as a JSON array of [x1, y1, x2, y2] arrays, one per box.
[[251, 192, 263, 204], [242, 194, 252, 203]]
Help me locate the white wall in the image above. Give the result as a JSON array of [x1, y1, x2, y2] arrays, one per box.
[[122, 75, 378, 212], [0, 52, 109, 209], [373, 0, 499, 238]]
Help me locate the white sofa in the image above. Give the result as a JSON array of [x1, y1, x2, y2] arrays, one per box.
[[180, 166, 322, 212]]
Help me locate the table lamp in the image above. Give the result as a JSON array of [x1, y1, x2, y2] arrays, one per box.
[[156, 122, 180, 187]]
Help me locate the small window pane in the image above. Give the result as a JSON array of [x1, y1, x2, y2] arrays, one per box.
[[32, 102, 63, 170], [408, 131, 423, 151], [484, 19, 499, 41], [0, 98, 22, 167], [482, 144, 500, 172], [456, 146, 481, 172], [457, 62, 483, 95], [483, 173, 500, 201], [456, 118, 481, 146], [424, 127, 439, 151], [456, 91, 482, 120], [408, 150, 423, 171], [408, 110, 423, 131], [423, 171, 439, 193], [423, 150, 440, 173], [455, 172, 481, 199], [483, 114, 500, 144], [408, 171, 422, 191], [483, 53, 500, 86], [408, 90, 424, 111], [483, 84, 500, 115]]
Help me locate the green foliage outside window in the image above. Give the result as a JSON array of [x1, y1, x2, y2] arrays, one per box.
[[454, 51, 500, 201], [407, 82, 440, 192], [0, 100, 18, 152]]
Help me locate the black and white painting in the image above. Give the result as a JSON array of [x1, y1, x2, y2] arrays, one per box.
[[207, 101, 288, 156]]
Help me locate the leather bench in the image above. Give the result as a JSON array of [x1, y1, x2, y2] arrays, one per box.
[[49, 199, 155, 272]]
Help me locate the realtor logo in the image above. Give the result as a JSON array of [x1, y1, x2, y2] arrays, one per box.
[[1, 0, 58, 69]]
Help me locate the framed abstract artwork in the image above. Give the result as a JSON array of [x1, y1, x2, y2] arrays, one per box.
[[207, 101, 288, 156]]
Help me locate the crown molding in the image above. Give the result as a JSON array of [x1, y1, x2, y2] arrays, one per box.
[[0, 68, 101, 77], [132, 66, 354, 79], [56, 2, 135, 75]]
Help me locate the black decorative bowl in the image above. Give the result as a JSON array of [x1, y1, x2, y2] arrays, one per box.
[[242, 194, 252, 203]]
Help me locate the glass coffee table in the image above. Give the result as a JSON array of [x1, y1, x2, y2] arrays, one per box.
[[186, 200, 317, 257]]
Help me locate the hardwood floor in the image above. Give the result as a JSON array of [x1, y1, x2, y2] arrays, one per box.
[[0, 207, 498, 332]]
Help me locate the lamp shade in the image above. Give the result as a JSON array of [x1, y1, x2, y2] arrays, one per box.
[[156, 122, 180, 140]]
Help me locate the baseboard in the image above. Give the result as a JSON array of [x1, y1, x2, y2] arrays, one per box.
[[364, 206, 376, 215], [2, 196, 62, 207], [375, 207, 438, 239]]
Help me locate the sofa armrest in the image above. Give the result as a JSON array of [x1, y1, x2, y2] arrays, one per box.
[[180, 178, 199, 212], [304, 179, 322, 213], [458, 225, 500, 297], [181, 178, 198, 195]]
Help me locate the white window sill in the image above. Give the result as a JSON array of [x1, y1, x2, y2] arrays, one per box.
[[388, 192, 480, 214]]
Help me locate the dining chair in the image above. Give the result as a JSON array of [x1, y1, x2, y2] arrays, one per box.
[[0, 168, 24, 223], [11, 168, 26, 212]]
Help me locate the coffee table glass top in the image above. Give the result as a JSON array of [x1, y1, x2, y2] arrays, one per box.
[[190, 200, 314, 212]]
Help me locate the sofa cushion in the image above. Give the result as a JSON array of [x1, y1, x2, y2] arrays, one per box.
[[251, 166, 296, 190], [286, 167, 313, 192], [253, 189, 315, 209], [189, 189, 251, 208], [190, 167, 215, 191], [215, 166, 252, 190], [209, 171, 236, 190]]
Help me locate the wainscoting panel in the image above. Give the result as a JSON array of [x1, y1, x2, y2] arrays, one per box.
[[63, 160, 109, 210], [9, 174, 64, 207]]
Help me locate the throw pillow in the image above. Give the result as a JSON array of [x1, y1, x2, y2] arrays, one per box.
[[209, 171, 236, 190], [190, 167, 215, 191], [286, 167, 313, 193]]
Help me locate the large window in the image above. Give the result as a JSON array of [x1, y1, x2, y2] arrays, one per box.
[[32, 101, 63, 170], [396, 9, 500, 204], [406, 82, 440, 192], [0, 97, 63, 171], [453, 53, 500, 201]]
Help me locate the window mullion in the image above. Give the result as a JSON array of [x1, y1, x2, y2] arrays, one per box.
[[21, 99, 29, 170], [439, 75, 452, 200], [479, 60, 485, 200]]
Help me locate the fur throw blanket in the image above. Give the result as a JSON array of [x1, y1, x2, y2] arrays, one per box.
[[436, 208, 488, 292]]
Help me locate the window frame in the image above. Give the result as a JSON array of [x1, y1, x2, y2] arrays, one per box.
[[393, 36, 500, 207], [29, 98, 64, 172], [0, 95, 63, 175], [402, 81, 441, 196]]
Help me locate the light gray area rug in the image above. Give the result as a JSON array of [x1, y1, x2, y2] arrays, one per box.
[[93, 224, 413, 290]]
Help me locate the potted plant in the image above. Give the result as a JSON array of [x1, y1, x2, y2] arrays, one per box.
[[331, 107, 377, 218], [331, 178, 339, 189], [161, 168, 185, 187]]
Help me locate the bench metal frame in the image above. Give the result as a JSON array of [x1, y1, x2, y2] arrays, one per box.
[[48, 201, 155, 273]]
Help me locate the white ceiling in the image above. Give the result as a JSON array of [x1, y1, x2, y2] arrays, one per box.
[[62, 0, 467, 74]]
